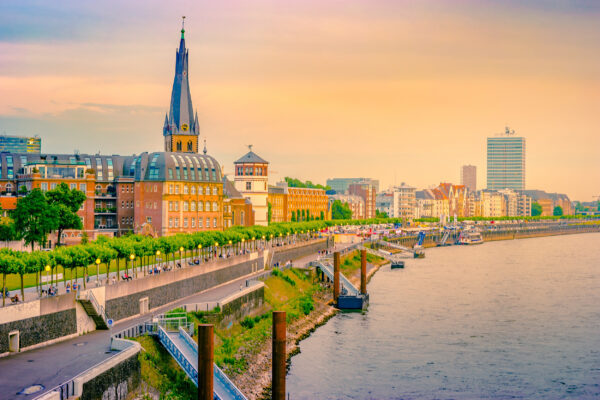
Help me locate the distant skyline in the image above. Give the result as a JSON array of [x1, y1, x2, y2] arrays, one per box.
[[0, 1, 598, 200]]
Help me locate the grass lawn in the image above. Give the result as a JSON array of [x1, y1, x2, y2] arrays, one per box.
[[339, 250, 386, 277]]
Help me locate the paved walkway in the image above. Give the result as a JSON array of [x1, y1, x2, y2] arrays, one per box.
[[0, 239, 334, 400]]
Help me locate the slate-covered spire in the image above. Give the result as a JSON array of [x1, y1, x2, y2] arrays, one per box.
[[163, 17, 198, 137]]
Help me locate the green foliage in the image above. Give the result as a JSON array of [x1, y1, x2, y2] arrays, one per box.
[[299, 294, 314, 315], [0, 218, 17, 243], [12, 188, 58, 250], [267, 202, 272, 224], [284, 177, 330, 191], [376, 210, 389, 218], [553, 206, 563, 216], [46, 183, 86, 246], [532, 202, 543, 216], [331, 200, 352, 220]]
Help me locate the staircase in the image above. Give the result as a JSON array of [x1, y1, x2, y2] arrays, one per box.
[[77, 291, 109, 330]]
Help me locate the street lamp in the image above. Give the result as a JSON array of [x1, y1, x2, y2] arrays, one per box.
[[197, 244, 202, 261], [179, 246, 184, 263], [95, 258, 101, 285], [45, 265, 51, 293], [129, 254, 135, 277]]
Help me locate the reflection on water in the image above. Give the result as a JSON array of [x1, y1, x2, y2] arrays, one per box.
[[287, 233, 600, 399]]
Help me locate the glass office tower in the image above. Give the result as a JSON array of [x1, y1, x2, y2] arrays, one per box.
[[487, 128, 526, 191], [0, 135, 41, 153]]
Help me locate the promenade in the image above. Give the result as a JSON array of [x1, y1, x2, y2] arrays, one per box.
[[0, 239, 333, 400]]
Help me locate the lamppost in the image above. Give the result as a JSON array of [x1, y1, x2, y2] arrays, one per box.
[[241, 238, 245, 254], [252, 237, 255, 251], [228, 240, 232, 257], [262, 236, 266, 250], [179, 246, 184, 264], [129, 254, 135, 277], [214, 242, 219, 258], [45, 265, 51, 293], [95, 258, 101, 285], [197, 244, 202, 262], [156, 250, 161, 271]]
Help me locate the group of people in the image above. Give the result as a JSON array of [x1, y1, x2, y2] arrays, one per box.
[[41, 286, 58, 297], [1, 288, 20, 304]]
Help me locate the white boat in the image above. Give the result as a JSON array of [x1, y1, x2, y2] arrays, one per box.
[[458, 229, 484, 245]]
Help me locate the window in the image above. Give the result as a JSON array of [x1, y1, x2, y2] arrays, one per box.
[[80, 183, 86, 192], [122, 201, 125, 208], [176, 141, 182, 151], [183, 202, 189, 211], [107, 158, 114, 180], [146, 217, 152, 224], [183, 218, 188, 228], [174, 202, 179, 211], [187, 141, 193, 152], [51, 183, 57, 190], [246, 182, 251, 191], [191, 218, 195, 228], [205, 201, 210, 212], [169, 184, 173, 194], [70, 183, 76, 190], [154, 202, 157, 209], [205, 218, 210, 228], [121, 186, 125, 193], [200, 186, 204, 195], [198, 201, 203, 211], [183, 168, 188, 180], [41, 182, 48, 191], [213, 187, 218, 195], [184, 185, 189, 194], [154, 185, 157, 192], [175, 185, 180, 194], [169, 218, 173, 228], [190, 186, 196, 195], [175, 218, 179, 227], [96, 158, 103, 180], [136, 201, 140, 208], [191, 202, 196, 211], [198, 217, 203, 227], [168, 169, 173, 179], [213, 218, 217, 228], [212, 202, 218, 212]]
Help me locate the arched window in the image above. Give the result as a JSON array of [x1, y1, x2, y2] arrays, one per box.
[[198, 201, 203, 211], [205, 201, 210, 212], [187, 141, 193, 151], [213, 187, 218, 195], [183, 185, 189, 194], [190, 186, 196, 195], [212, 202, 218, 212], [176, 141, 182, 151]]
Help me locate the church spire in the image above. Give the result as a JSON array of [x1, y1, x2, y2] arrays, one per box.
[[163, 18, 200, 153]]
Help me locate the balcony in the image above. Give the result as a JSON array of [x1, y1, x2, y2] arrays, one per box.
[[94, 191, 117, 199], [94, 225, 118, 231], [94, 207, 117, 214]]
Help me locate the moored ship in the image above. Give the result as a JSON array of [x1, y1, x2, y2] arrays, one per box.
[[458, 229, 484, 245]]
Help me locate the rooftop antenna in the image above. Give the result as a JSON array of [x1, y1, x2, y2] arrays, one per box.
[[181, 16, 186, 37], [248, 144, 253, 152]]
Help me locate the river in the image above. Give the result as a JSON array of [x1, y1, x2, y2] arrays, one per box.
[[287, 232, 600, 399]]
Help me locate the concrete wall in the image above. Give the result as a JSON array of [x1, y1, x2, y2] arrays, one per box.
[[105, 254, 263, 322], [219, 284, 265, 328], [270, 238, 331, 267], [0, 293, 79, 354]]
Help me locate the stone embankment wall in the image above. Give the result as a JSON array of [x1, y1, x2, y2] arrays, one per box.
[[80, 353, 141, 400], [270, 238, 332, 267], [0, 293, 83, 355], [391, 224, 600, 248], [105, 253, 263, 321], [0, 252, 263, 355]]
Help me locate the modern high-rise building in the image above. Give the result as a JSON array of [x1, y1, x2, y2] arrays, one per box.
[[487, 127, 526, 191], [0, 135, 41, 153], [460, 165, 476, 192]]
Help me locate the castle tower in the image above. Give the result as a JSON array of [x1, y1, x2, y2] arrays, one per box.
[[163, 17, 200, 153], [234, 145, 269, 226]]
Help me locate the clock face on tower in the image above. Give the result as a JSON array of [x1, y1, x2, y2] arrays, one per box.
[[181, 123, 189, 131]]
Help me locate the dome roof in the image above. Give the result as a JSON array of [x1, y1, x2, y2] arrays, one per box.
[[124, 152, 222, 182]]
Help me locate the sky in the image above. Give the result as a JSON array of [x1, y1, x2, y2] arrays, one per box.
[[0, 0, 598, 201]]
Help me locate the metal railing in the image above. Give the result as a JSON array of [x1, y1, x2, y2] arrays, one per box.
[[157, 326, 198, 384], [313, 260, 359, 296]]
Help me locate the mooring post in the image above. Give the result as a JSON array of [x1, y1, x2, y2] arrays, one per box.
[[360, 249, 367, 295], [333, 251, 341, 303], [198, 324, 214, 400], [272, 311, 287, 400]]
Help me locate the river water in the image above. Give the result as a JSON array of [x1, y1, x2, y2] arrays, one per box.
[[287, 233, 600, 399]]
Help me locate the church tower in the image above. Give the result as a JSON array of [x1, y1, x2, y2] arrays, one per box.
[[163, 17, 200, 153]]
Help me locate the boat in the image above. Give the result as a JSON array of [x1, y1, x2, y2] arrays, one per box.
[[391, 261, 405, 269], [458, 229, 484, 245]]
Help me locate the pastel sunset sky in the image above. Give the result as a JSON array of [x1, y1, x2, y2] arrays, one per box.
[[0, 0, 598, 200]]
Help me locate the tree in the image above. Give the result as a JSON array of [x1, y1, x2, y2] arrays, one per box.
[[531, 202, 542, 217], [0, 249, 19, 306], [12, 189, 58, 250], [553, 206, 563, 216], [376, 210, 389, 218], [46, 183, 86, 246], [267, 202, 273, 224], [0, 217, 17, 246], [291, 210, 297, 222], [320, 211, 325, 220], [331, 200, 352, 220]]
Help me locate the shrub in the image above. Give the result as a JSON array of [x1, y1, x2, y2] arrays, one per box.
[[299, 294, 314, 315], [240, 316, 255, 329]]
